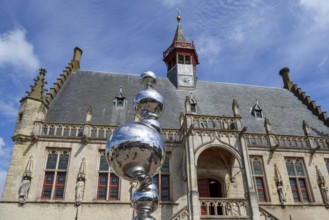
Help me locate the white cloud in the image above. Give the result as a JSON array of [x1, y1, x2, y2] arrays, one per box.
[[196, 34, 221, 64], [229, 28, 245, 44], [0, 137, 5, 156], [0, 169, 7, 200], [318, 55, 328, 69], [299, 0, 329, 27], [0, 28, 40, 74], [0, 99, 18, 119]]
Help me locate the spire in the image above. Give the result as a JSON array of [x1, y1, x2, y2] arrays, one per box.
[[173, 8, 187, 42], [26, 68, 47, 101], [163, 10, 199, 89]]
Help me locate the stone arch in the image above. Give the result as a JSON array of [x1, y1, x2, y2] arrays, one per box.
[[195, 142, 243, 168], [196, 143, 245, 199]]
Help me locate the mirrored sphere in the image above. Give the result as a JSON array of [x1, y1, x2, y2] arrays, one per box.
[[106, 122, 165, 182], [140, 71, 157, 88], [133, 88, 164, 118], [132, 183, 159, 213]]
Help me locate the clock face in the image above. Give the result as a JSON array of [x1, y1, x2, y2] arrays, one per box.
[[178, 75, 194, 86]]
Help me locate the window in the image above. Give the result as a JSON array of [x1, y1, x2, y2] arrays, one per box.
[[185, 55, 191, 64], [250, 156, 269, 202], [177, 54, 191, 64], [42, 149, 70, 199], [153, 157, 170, 201], [254, 110, 262, 118], [168, 57, 177, 70], [326, 159, 329, 174], [191, 103, 197, 113], [113, 87, 126, 107], [286, 158, 311, 202], [251, 100, 263, 119], [97, 152, 120, 200], [116, 98, 124, 106]]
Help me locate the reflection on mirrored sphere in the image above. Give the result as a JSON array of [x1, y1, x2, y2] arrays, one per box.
[[106, 122, 165, 182], [134, 88, 164, 119], [140, 71, 157, 88]]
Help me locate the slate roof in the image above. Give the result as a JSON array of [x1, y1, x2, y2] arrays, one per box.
[[46, 70, 329, 137], [173, 22, 187, 42]]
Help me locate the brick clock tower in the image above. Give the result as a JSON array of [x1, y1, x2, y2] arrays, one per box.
[[163, 15, 199, 89]]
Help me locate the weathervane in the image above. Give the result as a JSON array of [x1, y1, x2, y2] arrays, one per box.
[[176, 8, 181, 22]]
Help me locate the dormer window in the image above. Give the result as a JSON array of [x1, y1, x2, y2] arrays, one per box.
[[116, 98, 124, 107], [251, 99, 263, 119], [113, 87, 127, 107], [191, 103, 197, 113]]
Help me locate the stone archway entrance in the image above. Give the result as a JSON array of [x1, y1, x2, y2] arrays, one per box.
[[197, 147, 246, 217]]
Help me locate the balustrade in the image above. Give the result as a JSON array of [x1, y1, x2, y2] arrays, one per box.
[[34, 121, 180, 142], [199, 198, 248, 217], [190, 115, 241, 131]]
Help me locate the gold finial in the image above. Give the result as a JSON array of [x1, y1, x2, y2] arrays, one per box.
[[176, 8, 181, 22]]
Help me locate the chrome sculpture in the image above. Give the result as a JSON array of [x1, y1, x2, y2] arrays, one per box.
[[106, 71, 165, 220]]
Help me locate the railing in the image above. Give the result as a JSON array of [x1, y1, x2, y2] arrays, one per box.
[[199, 198, 248, 217], [245, 133, 329, 149], [245, 134, 268, 147], [313, 137, 329, 148], [163, 41, 195, 58], [188, 115, 242, 131], [259, 207, 279, 220], [33, 121, 181, 143], [171, 206, 189, 220]]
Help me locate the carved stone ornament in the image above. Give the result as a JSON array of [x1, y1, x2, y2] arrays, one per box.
[[75, 158, 86, 206], [18, 155, 34, 205], [316, 165, 329, 208], [274, 163, 286, 207]]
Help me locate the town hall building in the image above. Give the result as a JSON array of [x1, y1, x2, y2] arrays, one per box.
[[1, 15, 329, 220]]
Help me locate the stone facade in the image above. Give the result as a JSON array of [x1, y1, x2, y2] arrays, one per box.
[[1, 17, 329, 220]]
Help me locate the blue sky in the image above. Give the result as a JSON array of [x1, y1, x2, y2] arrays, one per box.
[[1, 0, 329, 198]]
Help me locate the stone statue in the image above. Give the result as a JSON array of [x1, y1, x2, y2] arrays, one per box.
[[18, 176, 31, 205], [18, 155, 34, 205], [316, 165, 329, 207], [277, 181, 286, 204], [319, 183, 329, 206], [274, 163, 286, 207], [75, 177, 85, 206]]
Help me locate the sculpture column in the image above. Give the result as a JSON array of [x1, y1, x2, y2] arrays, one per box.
[[106, 71, 165, 220]]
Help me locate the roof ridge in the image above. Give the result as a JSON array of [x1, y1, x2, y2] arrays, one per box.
[[279, 67, 329, 127], [46, 47, 83, 105]]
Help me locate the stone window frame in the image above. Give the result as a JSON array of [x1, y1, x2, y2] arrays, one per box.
[[153, 156, 171, 201], [41, 148, 70, 200], [250, 156, 270, 202], [285, 157, 312, 203], [96, 151, 120, 201]]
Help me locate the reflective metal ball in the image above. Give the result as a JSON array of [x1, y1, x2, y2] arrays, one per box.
[[106, 122, 165, 182], [132, 182, 159, 213], [140, 71, 157, 88], [133, 88, 164, 119]]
